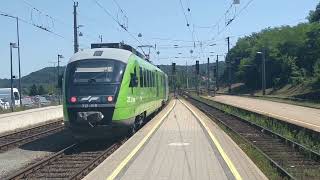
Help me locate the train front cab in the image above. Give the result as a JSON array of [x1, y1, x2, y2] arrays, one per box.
[[63, 58, 133, 138], [63, 55, 167, 139]]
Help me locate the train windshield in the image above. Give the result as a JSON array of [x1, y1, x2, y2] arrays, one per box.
[[70, 59, 125, 84]]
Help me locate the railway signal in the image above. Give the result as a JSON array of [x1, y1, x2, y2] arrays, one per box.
[[172, 63, 176, 96], [195, 60, 199, 74], [172, 63, 176, 74], [195, 60, 199, 95]]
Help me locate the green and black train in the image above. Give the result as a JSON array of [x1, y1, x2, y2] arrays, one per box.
[[63, 43, 169, 138]]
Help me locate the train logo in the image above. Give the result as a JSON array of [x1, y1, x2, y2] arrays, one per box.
[[80, 96, 100, 102]]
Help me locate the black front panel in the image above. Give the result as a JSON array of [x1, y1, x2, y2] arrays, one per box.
[[64, 59, 126, 127], [67, 107, 115, 127]]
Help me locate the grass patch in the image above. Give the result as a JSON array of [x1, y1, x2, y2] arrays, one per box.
[[196, 95, 320, 154]]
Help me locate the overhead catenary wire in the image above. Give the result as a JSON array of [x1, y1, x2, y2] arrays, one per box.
[[20, 0, 99, 44], [21, 0, 71, 28], [92, 0, 150, 56], [0, 10, 66, 39], [211, 0, 255, 41]]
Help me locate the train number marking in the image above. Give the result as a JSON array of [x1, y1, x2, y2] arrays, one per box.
[[81, 104, 98, 108], [127, 97, 136, 103]]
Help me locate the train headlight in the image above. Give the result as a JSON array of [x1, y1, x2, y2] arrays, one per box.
[[70, 96, 77, 103], [107, 96, 113, 102]]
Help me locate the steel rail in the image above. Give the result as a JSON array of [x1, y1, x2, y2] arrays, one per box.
[[183, 93, 320, 180], [0, 120, 64, 152]]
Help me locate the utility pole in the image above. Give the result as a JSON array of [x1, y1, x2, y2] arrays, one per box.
[[10, 43, 14, 112], [73, 1, 79, 53], [227, 37, 231, 93], [57, 54, 64, 105], [48, 61, 56, 94], [262, 49, 266, 95], [257, 50, 266, 95], [216, 55, 219, 91], [99, 35, 103, 43], [0, 13, 22, 107], [16, 17, 22, 107], [186, 61, 189, 89], [207, 57, 210, 95], [172, 63, 176, 97]]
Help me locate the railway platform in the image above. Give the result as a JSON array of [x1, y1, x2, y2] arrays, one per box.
[[84, 99, 266, 180], [203, 95, 320, 132]]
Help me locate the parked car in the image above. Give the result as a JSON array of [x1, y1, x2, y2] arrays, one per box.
[[34, 96, 51, 106], [21, 97, 35, 108], [0, 98, 10, 110]]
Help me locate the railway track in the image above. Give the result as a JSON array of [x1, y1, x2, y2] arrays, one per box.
[[184, 94, 320, 179], [0, 120, 64, 152], [6, 138, 126, 180]]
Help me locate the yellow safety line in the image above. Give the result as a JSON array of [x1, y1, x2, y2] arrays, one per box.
[[180, 99, 243, 180], [106, 100, 176, 180]]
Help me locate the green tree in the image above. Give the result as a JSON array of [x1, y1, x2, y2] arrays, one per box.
[[314, 60, 320, 80], [38, 85, 47, 95], [29, 84, 38, 96], [308, 2, 320, 23]]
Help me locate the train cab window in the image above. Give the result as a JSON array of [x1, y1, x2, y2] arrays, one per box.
[[71, 59, 125, 84], [140, 67, 143, 87], [65, 59, 126, 96]]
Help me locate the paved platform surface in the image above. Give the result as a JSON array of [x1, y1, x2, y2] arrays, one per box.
[[204, 95, 320, 132], [120, 100, 233, 180], [85, 99, 266, 180]]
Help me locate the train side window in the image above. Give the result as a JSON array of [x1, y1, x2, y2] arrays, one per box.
[[148, 70, 151, 87], [129, 67, 138, 87], [144, 69, 147, 87], [140, 67, 143, 87], [152, 72, 156, 87], [146, 70, 149, 87], [151, 71, 154, 87], [154, 72, 156, 87]]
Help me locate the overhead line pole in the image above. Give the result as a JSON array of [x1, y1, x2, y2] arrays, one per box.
[[0, 14, 23, 107], [262, 49, 266, 95], [207, 57, 210, 95], [16, 17, 22, 107], [216, 55, 219, 91], [227, 37, 231, 93], [73, 1, 79, 53], [186, 61, 189, 89], [10, 43, 14, 112]]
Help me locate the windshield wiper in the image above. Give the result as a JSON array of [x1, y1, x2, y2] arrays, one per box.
[[88, 78, 97, 83]]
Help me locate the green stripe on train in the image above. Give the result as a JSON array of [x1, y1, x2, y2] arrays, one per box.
[[113, 54, 167, 121]]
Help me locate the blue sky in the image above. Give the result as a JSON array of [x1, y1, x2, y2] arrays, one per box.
[[0, 0, 318, 78]]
